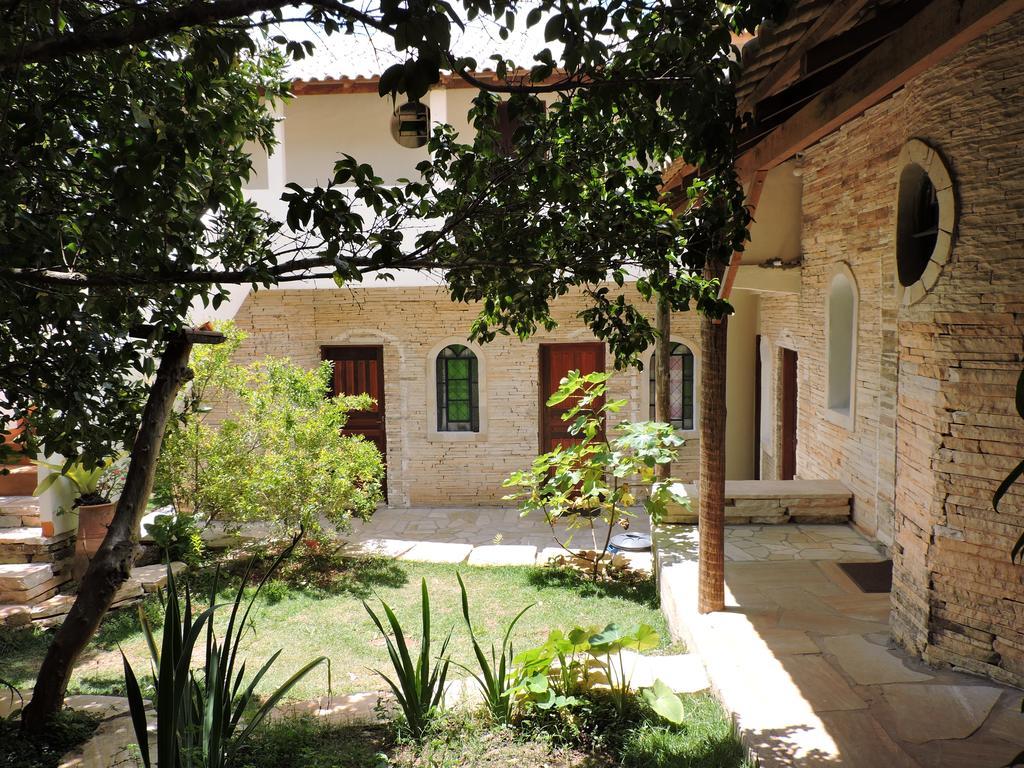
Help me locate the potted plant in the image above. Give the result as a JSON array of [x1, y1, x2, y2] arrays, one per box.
[[34, 457, 125, 580]]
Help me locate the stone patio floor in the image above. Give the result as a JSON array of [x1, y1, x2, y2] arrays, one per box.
[[654, 524, 1024, 767]]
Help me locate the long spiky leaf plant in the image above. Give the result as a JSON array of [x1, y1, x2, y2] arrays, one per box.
[[363, 578, 451, 738], [122, 531, 330, 767], [451, 571, 533, 724]]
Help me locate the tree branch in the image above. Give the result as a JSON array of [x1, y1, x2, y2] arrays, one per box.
[[0, 0, 392, 67]]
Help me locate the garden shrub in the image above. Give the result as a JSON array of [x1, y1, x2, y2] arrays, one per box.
[[155, 322, 384, 538]]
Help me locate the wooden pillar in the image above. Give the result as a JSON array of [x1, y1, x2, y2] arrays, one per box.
[[698, 261, 728, 613]]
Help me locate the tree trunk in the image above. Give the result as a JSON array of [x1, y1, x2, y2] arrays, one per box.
[[21, 336, 195, 732], [698, 265, 728, 614], [655, 294, 671, 481]]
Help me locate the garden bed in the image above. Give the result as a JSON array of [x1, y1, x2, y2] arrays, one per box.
[[238, 692, 753, 768]]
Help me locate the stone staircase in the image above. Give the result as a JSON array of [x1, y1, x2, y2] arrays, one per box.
[[0, 487, 186, 628], [0, 492, 77, 627]]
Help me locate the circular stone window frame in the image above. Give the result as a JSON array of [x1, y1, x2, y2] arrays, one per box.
[[895, 139, 956, 306]]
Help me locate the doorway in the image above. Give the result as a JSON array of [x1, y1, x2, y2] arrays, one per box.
[[539, 343, 605, 452], [321, 345, 387, 499], [780, 347, 798, 480]]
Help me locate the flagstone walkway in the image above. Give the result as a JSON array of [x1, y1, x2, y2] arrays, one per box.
[[654, 524, 1024, 767], [338, 505, 655, 568]]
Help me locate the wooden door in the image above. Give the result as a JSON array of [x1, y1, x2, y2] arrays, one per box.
[[321, 346, 387, 497], [539, 343, 605, 452], [781, 347, 798, 481]]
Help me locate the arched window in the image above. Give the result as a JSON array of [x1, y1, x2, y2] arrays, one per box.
[[826, 266, 858, 425], [649, 342, 695, 431], [436, 345, 479, 431]]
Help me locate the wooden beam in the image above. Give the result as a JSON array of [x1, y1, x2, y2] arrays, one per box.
[[737, 0, 1024, 178], [742, 0, 873, 109], [754, 50, 875, 126], [801, 0, 930, 76], [719, 169, 768, 301]]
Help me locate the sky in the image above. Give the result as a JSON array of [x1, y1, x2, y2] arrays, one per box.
[[274, 5, 560, 81]]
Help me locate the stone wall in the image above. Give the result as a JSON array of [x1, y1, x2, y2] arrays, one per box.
[[758, 13, 1024, 686], [231, 285, 708, 506]]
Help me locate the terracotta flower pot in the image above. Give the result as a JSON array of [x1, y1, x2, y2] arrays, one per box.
[[72, 501, 117, 582]]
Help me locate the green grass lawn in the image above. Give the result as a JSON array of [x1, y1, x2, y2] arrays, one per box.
[[2, 558, 673, 703]]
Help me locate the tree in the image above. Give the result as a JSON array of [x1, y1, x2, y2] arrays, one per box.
[[3, 0, 783, 729]]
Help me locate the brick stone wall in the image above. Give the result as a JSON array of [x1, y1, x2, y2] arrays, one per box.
[[231, 285, 704, 507], [758, 13, 1024, 686]]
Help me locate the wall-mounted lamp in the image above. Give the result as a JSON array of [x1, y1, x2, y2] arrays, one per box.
[[792, 152, 806, 177]]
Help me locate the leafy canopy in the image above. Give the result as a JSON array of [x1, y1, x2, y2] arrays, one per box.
[[155, 324, 384, 536], [0, 0, 786, 465]]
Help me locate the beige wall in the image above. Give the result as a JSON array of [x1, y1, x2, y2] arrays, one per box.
[[283, 92, 430, 186], [232, 284, 759, 507], [756, 12, 1024, 686]]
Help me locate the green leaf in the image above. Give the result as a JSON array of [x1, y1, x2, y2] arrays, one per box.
[[641, 679, 685, 724]]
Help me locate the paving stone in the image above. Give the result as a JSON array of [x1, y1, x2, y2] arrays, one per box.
[[272, 691, 387, 725], [783, 655, 868, 712], [131, 562, 187, 593], [31, 593, 76, 619], [815, 710, 921, 768], [0, 603, 31, 626], [903, 734, 1024, 768], [823, 635, 934, 685], [881, 683, 1006, 744], [399, 541, 473, 563], [978, 697, 1024, 743], [757, 628, 820, 655], [778, 608, 889, 636], [63, 695, 132, 720], [621, 652, 709, 692], [466, 544, 537, 566], [821, 593, 892, 623], [342, 537, 415, 558]]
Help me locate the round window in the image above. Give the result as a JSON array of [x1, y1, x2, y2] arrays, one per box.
[[390, 101, 430, 148], [895, 139, 955, 305]]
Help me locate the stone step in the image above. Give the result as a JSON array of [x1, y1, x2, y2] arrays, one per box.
[[0, 526, 71, 547], [0, 527, 75, 567], [662, 479, 852, 525], [0, 495, 42, 529], [0, 562, 69, 604], [0, 464, 37, 496], [0, 562, 53, 590]]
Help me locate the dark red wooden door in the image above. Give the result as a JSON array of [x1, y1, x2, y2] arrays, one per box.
[[539, 343, 606, 453], [781, 347, 798, 481], [322, 346, 387, 496]]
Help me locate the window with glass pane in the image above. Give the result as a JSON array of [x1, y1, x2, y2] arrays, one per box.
[[436, 345, 479, 431], [648, 342, 695, 430]]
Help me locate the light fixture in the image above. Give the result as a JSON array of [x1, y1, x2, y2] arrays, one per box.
[[792, 152, 805, 177], [390, 101, 430, 148]]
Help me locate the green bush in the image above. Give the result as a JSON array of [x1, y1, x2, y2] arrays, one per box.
[[146, 512, 205, 567], [155, 322, 384, 538], [503, 370, 689, 579]]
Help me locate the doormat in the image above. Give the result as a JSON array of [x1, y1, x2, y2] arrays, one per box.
[[837, 560, 893, 593]]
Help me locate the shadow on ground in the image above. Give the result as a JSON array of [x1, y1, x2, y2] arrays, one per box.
[[526, 566, 659, 608]]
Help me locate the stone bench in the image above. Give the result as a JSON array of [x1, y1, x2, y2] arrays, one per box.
[[661, 479, 852, 524]]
